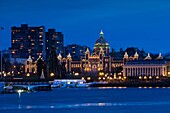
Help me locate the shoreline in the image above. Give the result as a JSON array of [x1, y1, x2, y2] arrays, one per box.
[[89, 81, 170, 88]]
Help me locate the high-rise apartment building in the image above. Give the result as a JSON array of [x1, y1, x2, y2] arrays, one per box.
[[11, 24, 45, 60], [45, 29, 64, 60]]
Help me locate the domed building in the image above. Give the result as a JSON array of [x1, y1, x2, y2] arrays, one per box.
[[93, 30, 110, 55], [56, 30, 123, 77]]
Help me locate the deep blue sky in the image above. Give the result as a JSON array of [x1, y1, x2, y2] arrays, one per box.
[[0, 0, 170, 53]]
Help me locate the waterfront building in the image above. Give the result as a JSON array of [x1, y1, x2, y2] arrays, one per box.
[[45, 29, 64, 60], [58, 31, 123, 77], [63, 44, 91, 60], [11, 24, 45, 60], [123, 52, 170, 78]]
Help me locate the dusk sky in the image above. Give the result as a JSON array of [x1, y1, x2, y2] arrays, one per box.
[[0, 0, 170, 53]]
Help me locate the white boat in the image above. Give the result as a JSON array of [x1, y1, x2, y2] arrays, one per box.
[[76, 83, 89, 88], [52, 79, 88, 88]]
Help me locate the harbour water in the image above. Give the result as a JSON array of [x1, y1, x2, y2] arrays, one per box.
[[1, 87, 170, 113]]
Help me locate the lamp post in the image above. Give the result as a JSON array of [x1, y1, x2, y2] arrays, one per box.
[[0, 27, 4, 79]]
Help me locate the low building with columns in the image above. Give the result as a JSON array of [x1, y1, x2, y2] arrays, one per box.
[[123, 52, 170, 78]]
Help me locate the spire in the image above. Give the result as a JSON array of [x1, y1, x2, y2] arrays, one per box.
[[157, 53, 163, 59], [57, 53, 62, 60], [40, 69, 45, 79], [134, 52, 138, 57], [67, 53, 71, 59], [145, 53, 152, 60], [100, 30, 104, 37], [85, 48, 90, 54], [27, 55, 32, 62], [124, 52, 128, 59]]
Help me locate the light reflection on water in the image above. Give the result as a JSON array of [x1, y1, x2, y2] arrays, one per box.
[[1, 88, 170, 113], [1, 101, 170, 110]]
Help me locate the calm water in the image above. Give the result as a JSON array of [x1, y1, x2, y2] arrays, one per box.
[[1, 87, 170, 113]]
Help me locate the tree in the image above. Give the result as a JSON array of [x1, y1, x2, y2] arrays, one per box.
[[48, 46, 59, 78], [37, 57, 44, 77], [61, 62, 66, 79]]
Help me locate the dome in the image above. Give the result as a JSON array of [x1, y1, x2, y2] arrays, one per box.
[[95, 30, 108, 44], [93, 30, 110, 55]]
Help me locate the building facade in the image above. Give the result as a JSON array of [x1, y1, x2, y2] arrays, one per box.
[[123, 52, 170, 78], [45, 29, 64, 60], [58, 31, 123, 77], [11, 24, 45, 59], [64, 44, 91, 60]]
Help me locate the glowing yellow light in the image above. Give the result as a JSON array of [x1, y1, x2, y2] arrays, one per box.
[[74, 73, 79, 76], [149, 76, 152, 79], [27, 73, 30, 76], [7, 72, 10, 75], [50, 73, 55, 77], [156, 76, 159, 79], [139, 76, 142, 79], [144, 76, 147, 79], [87, 77, 91, 80]]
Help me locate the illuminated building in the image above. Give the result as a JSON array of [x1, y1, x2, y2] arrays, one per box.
[[93, 30, 110, 55], [123, 52, 170, 78], [25, 56, 36, 74], [45, 29, 64, 60], [64, 44, 91, 60], [11, 24, 45, 59], [58, 31, 123, 77]]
